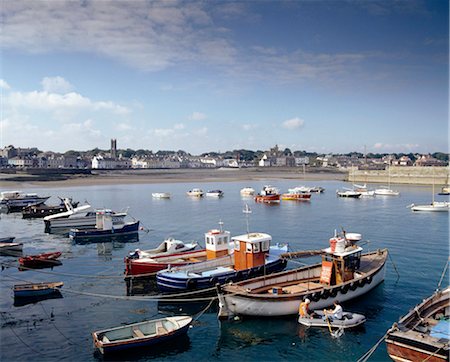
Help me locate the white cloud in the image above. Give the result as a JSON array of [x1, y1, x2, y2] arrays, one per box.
[[115, 122, 133, 131], [0, 79, 11, 90], [242, 124, 256, 131], [188, 112, 207, 121], [6, 90, 129, 115], [194, 127, 208, 136], [174, 123, 185, 130], [282, 117, 305, 130], [41, 76, 74, 93], [373, 142, 420, 152]]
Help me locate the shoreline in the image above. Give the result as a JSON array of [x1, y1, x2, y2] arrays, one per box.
[[0, 168, 347, 188]]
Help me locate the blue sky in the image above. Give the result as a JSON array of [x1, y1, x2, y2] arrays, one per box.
[[1, 0, 448, 154]]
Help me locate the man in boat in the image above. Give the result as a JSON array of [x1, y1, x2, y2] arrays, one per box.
[[298, 298, 315, 319], [325, 300, 343, 321]]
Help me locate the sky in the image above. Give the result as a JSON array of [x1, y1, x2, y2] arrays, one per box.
[[1, 0, 448, 155]]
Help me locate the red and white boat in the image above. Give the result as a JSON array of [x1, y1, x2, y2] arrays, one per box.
[[255, 186, 281, 203], [125, 238, 200, 277], [281, 187, 312, 201]]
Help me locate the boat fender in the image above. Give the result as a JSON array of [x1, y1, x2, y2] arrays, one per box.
[[341, 284, 350, 294], [236, 271, 243, 280], [321, 289, 330, 299], [311, 292, 321, 302], [366, 276, 373, 284], [225, 277, 233, 284], [209, 277, 218, 285], [187, 279, 197, 289], [349, 282, 358, 291], [330, 288, 338, 298]]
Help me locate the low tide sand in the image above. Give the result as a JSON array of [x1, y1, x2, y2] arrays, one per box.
[[0, 168, 348, 188]]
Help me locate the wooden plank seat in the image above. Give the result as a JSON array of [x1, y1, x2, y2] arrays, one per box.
[[132, 328, 145, 338], [270, 282, 324, 294], [157, 326, 168, 335]]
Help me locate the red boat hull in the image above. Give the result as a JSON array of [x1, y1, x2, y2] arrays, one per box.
[[19, 252, 62, 269], [125, 249, 207, 277], [254, 195, 281, 203]]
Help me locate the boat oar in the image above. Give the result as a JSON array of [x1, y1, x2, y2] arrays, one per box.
[[324, 310, 344, 338]]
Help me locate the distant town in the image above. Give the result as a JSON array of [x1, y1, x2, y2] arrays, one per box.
[[0, 139, 448, 171]]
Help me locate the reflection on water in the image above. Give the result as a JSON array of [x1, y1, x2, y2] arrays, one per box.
[[14, 290, 63, 307]]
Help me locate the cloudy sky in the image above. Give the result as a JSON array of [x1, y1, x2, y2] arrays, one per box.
[[1, 0, 448, 154]]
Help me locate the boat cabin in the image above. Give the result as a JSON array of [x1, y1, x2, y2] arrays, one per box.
[[233, 232, 271, 271], [205, 227, 231, 260], [95, 209, 115, 231], [320, 233, 363, 285]]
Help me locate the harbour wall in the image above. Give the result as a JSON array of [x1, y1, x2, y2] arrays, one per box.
[[347, 166, 450, 186]]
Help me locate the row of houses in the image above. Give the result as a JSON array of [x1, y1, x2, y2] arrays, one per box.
[[0, 143, 447, 170]]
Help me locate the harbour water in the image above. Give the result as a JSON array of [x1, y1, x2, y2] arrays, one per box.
[[0, 180, 448, 361]]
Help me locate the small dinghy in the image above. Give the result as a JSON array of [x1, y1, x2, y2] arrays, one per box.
[[13, 281, 64, 298], [298, 310, 366, 329], [92, 316, 192, 355]]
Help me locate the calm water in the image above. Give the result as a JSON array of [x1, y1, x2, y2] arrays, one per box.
[[0, 179, 448, 361]]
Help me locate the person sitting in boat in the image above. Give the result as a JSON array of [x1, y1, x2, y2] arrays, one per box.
[[325, 300, 343, 320], [299, 298, 315, 319]]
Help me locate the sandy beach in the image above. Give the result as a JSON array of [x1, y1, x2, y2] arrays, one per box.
[[0, 167, 348, 188]]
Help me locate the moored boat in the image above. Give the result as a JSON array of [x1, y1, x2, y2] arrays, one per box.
[[336, 189, 362, 198], [125, 238, 200, 277], [240, 187, 255, 196], [19, 251, 62, 269], [152, 192, 171, 199], [385, 286, 449, 362], [69, 209, 139, 242], [22, 198, 79, 218], [206, 190, 224, 197], [217, 230, 388, 318], [438, 186, 450, 195], [353, 184, 375, 197], [92, 316, 192, 355], [156, 225, 288, 294], [255, 186, 281, 203], [410, 201, 450, 212], [0, 190, 50, 212], [0, 242, 23, 256], [0, 236, 15, 243], [186, 188, 204, 197], [281, 187, 312, 201], [44, 199, 127, 233], [13, 281, 64, 298]]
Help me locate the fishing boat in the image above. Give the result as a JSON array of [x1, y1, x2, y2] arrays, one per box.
[[44, 199, 127, 233], [206, 190, 224, 197], [13, 281, 64, 298], [298, 310, 366, 329], [385, 286, 449, 362], [0, 190, 50, 212], [152, 193, 171, 199], [186, 188, 204, 197], [281, 187, 312, 201], [156, 224, 288, 293], [240, 187, 255, 196], [22, 198, 79, 219], [19, 251, 62, 269], [336, 189, 362, 198], [92, 316, 192, 355], [217, 230, 388, 318], [69, 209, 139, 242], [0, 242, 23, 255], [254, 186, 281, 203], [310, 186, 325, 193], [438, 186, 450, 195], [125, 238, 200, 277]]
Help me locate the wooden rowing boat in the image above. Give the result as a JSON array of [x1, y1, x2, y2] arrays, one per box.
[[92, 316, 192, 355], [13, 281, 64, 298], [19, 251, 62, 269]]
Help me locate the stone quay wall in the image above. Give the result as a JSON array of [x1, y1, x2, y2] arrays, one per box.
[[347, 166, 450, 186]]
